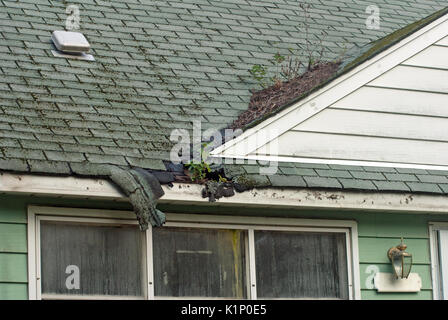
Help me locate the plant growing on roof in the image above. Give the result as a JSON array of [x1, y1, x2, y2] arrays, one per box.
[[249, 2, 333, 89], [185, 142, 212, 182], [299, 2, 329, 71], [249, 64, 268, 88]]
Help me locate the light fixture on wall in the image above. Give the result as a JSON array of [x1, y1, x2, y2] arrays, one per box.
[[387, 237, 413, 279]]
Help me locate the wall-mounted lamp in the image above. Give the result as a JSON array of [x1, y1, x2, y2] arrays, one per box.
[[387, 237, 413, 279]]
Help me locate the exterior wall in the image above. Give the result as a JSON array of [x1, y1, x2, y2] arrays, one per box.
[[2, 193, 448, 300]]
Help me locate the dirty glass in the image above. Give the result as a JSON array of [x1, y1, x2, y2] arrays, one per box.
[[254, 230, 349, 299], [40, 221, 144, 298], [153, 227, 247, 298]]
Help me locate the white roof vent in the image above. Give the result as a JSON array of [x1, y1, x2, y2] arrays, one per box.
[[51, 30, 94, 61]]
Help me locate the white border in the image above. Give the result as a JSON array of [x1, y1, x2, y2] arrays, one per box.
[[27, 206, 361, 300]]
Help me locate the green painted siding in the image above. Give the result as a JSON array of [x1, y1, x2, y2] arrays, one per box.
[[1, 194, 448, 300], [0, 196, 28, 300]]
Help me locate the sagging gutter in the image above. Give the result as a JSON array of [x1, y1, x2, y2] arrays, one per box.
[[1, 172, 448, 215]]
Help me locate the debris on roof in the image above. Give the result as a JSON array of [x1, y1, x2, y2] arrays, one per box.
[[231, 61, 341, 129], [201, 180, 235, 202], [339, 6, 448, 73]]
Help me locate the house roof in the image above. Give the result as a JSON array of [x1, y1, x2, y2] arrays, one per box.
[[1, 0, 448, 199]]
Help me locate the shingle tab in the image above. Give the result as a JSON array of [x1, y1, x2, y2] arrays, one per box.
[[418, 175, 448, 184], [339, 178, 378, 191], [304, 176, 342, 189], [373, 181, 411, 192], [268, 175, 307, 188], [406, 182, 443, 194]]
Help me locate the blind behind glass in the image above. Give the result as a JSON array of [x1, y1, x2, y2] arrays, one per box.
[[254, 230, 349, 299], [152, 227, 247, 298], [40, 221, 144, 297]]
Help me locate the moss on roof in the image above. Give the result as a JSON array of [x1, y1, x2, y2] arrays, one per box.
[[339, 6, 448, 73]]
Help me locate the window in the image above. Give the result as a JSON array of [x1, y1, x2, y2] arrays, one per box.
[[32, 216, 147, 300], [430, 223, 448, 299], [28, 207, 360, 300], [40, 221, 145, 299], [254, 231, 349, 299], [152, 227, 247, 299]]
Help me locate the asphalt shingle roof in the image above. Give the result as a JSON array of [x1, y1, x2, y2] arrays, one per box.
[[1, 0, 448, 196], [224, 162, 448, 195]]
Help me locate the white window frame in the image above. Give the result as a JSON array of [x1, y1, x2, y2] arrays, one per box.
[[429, 222, 448, 300], [28, 206, 361, 300], [29, 213, 150, 300]]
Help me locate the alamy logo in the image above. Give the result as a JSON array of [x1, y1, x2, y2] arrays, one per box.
[[66, 5, 80, 31], [365, 265, 379, 289], [366, 5, 381, 30], [169, 120, 279, 175], [65, 265, 80, 290]]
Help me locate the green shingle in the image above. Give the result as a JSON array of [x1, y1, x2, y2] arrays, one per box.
[[373, 181, 411, 192], [268, 175, 306, 188], [418, 175, 448, 184], [304, 176, 342, 189], [45, 151, 86, 162], [350, 171, 386, 180], [27, 159, 71, 175], [384, 173, 419, 182], [406, 182, 443, 194], [316, 169, 352, 179], [339, 178, 378, 191]]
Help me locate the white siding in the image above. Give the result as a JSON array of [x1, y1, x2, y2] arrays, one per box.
[[255, 131, 448, 166], [437, 35, 448, 46], [403, 45, 448, 69], [369, 65, 448, 93], [293, 109, 448, 142], [330, 87, 448, 118]]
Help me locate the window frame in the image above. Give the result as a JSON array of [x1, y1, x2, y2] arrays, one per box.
[[429, 222, 448, 300], [32, 215, 149, 300], [28, 206, 361, 300]]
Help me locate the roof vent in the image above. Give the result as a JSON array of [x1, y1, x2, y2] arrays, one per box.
[[51, 30, 94, 61]]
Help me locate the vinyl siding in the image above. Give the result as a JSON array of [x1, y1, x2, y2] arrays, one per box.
[[0, 198, 27, 299], [1, 194, 448, 300]]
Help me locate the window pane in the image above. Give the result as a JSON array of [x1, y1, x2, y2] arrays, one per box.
[[254, 230, 349, 299], [40, 221, 144, 298], [153, 227, 247, 298]]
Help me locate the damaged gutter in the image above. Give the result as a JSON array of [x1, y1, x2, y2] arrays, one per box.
[[108, 167, 165, 230], [69, 165, 168, 230], [3, 172, 448, 214], [0, 164, 167, 231]]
